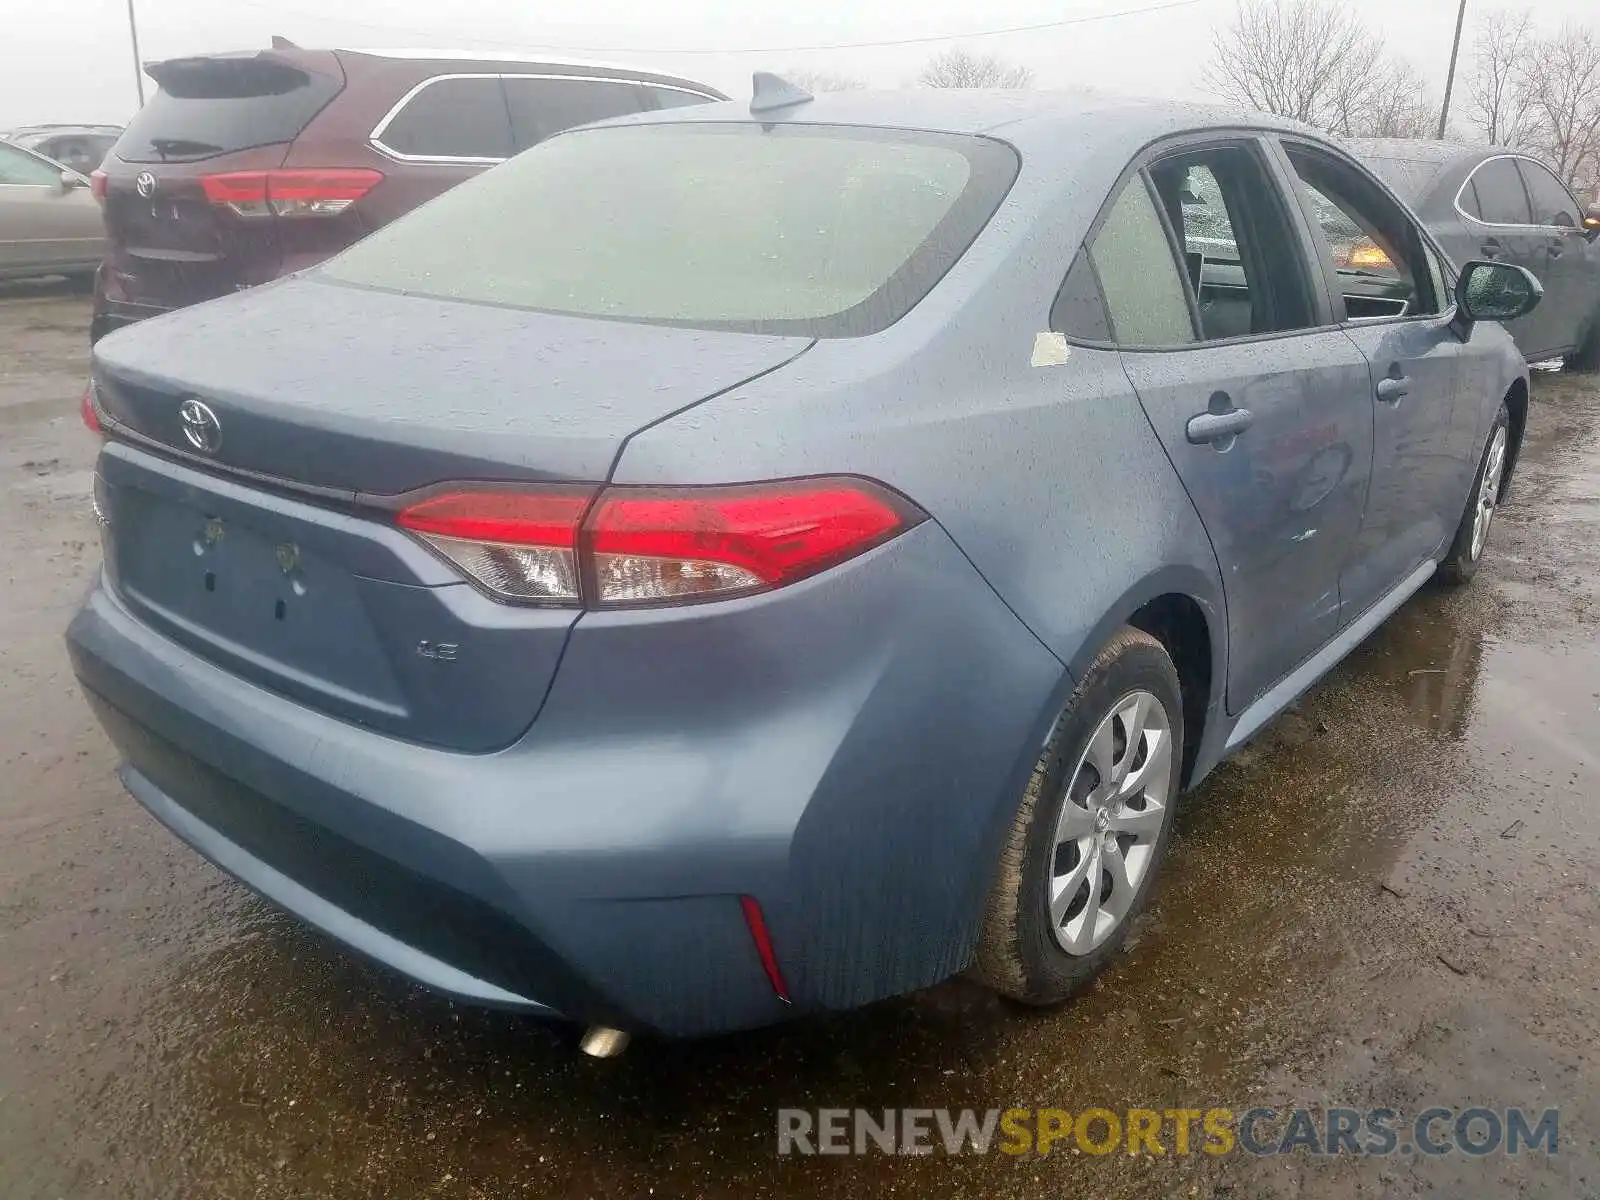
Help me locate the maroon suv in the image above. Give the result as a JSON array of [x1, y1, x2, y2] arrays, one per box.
[[90, 46, 725, 341]]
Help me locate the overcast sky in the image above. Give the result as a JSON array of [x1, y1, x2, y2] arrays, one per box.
[[3, 0, 1597, 129]]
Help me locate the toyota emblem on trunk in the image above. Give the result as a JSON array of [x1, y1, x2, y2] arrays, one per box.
[[134, 171, 157, 198], [178, 399, 223, 453]]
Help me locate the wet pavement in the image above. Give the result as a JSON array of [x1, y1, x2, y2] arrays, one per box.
[[2, 284, 1597, 1198]]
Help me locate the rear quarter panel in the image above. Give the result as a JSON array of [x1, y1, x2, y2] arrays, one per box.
[[615, 130, 1231, 875]]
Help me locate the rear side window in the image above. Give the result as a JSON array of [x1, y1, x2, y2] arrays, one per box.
[[116, 57, 340, 163], [1087, 177, 1195, 346], [1466, 158, 1531, 225], [376, 76, 512, 160], [503, 77, 647, 151], [1517, 160, 1579, 227], [323, 122, 1018, 338]]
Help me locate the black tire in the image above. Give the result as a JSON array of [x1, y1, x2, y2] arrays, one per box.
[[1569, 313, 1600, 373], [972, 626, 1183, 1005], [1438, 402, 1511, 586]]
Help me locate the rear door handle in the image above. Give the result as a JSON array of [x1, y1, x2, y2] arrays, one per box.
[[1186, 407, 1254, 446], [1376, 376, 1411, 405]]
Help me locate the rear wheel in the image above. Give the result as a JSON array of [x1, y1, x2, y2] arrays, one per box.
[[973, 627, 1183, 1005], [1569, 312, 1600, 373], [1438, 402, 1510, 586]]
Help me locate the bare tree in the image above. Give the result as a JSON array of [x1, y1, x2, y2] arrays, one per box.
[[1520, 23, 1600, 189], [1344, 62, 1438, 139], [918, 47, 1033, 89], [782, 67, 866, 93], [1206, 0, 1383, 127], [1466, 9, 1537, 145]]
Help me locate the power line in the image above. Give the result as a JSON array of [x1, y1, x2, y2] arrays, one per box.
[[224, 0, 1203, 57]]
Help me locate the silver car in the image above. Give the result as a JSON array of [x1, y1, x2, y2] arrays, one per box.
[[0, 138, 105, 283]]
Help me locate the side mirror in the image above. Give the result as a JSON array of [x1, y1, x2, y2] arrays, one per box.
[[1454, 260, 1542, 336], [57, 169, 87, 192]]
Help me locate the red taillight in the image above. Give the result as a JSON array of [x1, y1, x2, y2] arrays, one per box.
[[397, 490, 591, 604], [739, 896, 791, 1004], [586, 480, 912, 605], [393, 478, 920, 607], [81, 383, 103, 435], [199, 168, 384, 218], [89, 169, 108, 204]]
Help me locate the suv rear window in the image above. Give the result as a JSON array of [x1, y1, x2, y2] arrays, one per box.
[[322, 123, 1018, 337], [116, 56, 341, 163]]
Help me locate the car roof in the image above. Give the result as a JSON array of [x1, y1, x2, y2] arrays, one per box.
[[612, 85, 1330, 150], [334, 47, 727, 93], [1342, 138, 1489, 165]]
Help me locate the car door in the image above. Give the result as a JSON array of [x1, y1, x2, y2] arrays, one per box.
[[1455, 155, 1552, 357], [1096, 137, 1375, 713], [1278, 141, 1471, 619], [1516, 157, 1596, 356], [0, 140, 102, 272]]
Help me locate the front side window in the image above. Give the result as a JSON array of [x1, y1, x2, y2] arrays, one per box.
[[1517, 160, 1579, 228], [324, 123, 1018, 337], [0, 142, 62, 186], [1286, 146, 1440, 321], [1466, 158, 1531, 225], [502, 78, 647, 151], [378, 76, 512, 160], [1086, 176, 1195, 346]]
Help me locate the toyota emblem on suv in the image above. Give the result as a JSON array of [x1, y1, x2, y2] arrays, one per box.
[[134, 171, 157, 198], [178, 399, 222, 453]]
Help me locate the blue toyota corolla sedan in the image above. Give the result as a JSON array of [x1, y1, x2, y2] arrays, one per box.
[[68, 78, 1540, 1049]]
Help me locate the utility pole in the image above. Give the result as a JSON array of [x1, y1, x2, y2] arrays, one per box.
[[1436, 0, 1468, 139], [126, 0, 146, 107]]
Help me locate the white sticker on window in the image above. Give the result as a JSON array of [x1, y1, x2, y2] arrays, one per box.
[[1031, 331, 1072, 367]]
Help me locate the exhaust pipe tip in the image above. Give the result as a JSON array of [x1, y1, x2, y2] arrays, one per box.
[[579, 1026, 631, 1058]]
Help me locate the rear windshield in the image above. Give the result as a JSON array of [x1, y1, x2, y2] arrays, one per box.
[[116, 56, 341, 163], [321, 122, 1019, 337], [1360, 157, 1445, 203]]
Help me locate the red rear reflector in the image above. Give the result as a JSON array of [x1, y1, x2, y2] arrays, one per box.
[[200, 168, 384, 217], [80, 383, 103, 435], [89, 169, 108, 203], [393, 478, 920, 608], [739, 895, 791, 1004]]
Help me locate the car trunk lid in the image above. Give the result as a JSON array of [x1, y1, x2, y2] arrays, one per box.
[[90, 278, 813, 750]]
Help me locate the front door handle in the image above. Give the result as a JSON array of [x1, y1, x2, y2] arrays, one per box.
[[1376, 375, 1411, 404], [1186, 407, 1255, 446], [1547, 239, 1564, 258], [1480, 237, 1504, 259]]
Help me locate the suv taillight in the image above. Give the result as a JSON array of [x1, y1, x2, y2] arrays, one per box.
[[200, 168, 384, 218], [396, 479, 922, 608], [89, 169, 108, 204]]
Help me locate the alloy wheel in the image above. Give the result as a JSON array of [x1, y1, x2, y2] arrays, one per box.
[[1471, 425, 1508, 561], [1048, 689, 1175, 955]]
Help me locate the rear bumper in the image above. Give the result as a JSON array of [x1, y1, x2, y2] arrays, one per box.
[[67, 524, 1064, 1036], [90, 293, 170, 344]]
